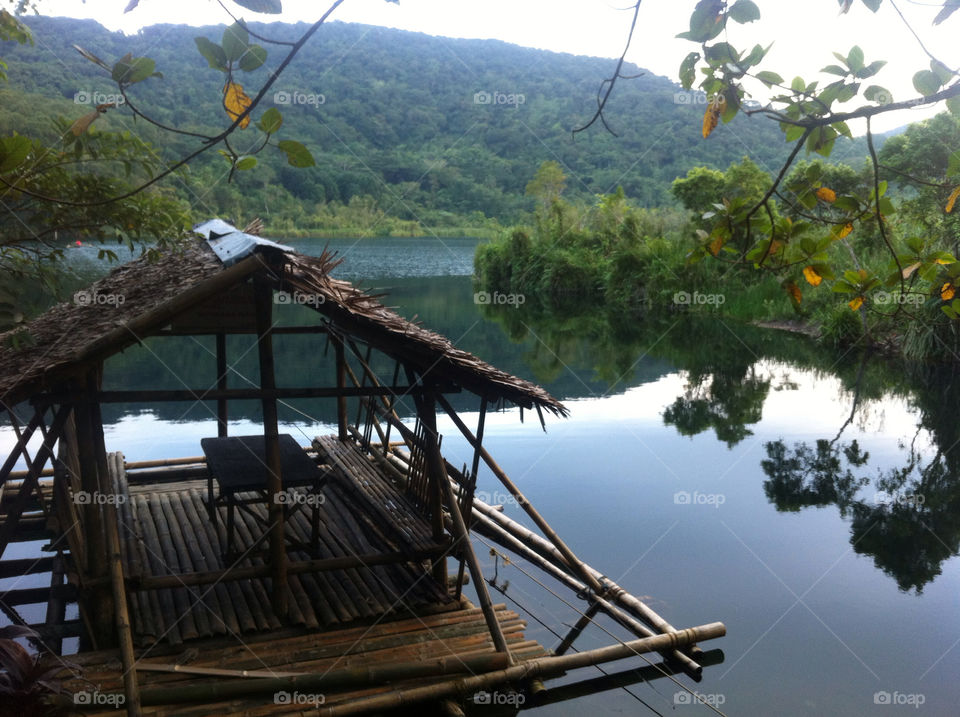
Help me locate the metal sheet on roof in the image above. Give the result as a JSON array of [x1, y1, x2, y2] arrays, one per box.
[[193, 218, 294, 267]]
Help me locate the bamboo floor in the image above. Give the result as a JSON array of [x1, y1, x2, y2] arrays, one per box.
[[116, 437, 453, 648]]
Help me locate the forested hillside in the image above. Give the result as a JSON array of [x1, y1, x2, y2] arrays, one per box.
[[0, 16, 844, 234]]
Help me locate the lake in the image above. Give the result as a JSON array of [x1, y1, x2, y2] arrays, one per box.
[[4, 235, 959, 715]]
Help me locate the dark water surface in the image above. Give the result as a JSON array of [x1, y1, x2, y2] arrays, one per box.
[[3, 236, 959, 715]]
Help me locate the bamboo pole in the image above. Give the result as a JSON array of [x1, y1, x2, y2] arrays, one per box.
[[334, 335, 349, 441], [135, 650, 513, 706], [254, 277, 287, 619], [420, 392, 510, 660], [216, 332, 228, 438], [435, 394, 607, 598], [314, 623, 725, 717], [104, 479, 141, 715], [468, 492, 687, 644], [468, 508, 702, 677], [555, 600, 602, 656]]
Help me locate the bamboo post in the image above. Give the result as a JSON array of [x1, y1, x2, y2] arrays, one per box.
[[415, 390, 448, 587], [254, 277, 287, 619], [555, 600, 602, 656], [455, 397, 486, 599], [216, 333, 228, 438], [333, 335, 349, 441], [104, 482, 141, 715], [419, 394, 510, 659], [435, 394, 606, 596]]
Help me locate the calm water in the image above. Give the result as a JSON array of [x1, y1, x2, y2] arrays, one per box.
[[4, 236, 960, 715]]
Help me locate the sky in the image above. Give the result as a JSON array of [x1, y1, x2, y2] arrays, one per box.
[[34, 0, 960, 132]]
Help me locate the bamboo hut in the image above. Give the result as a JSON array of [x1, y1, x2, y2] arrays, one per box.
[[0, 220, 725, 715]]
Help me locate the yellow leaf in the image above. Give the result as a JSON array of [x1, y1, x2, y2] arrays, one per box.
[[849, 296, 864, 311], [223, 81, 252, 129], [702, 104, 720, 139], [837, 222, 853, 239], [901, 262, 921, 279], [708, 235, 725, 256], [816, 187, 837, 203], [802, 266, 822, 287], [69, 108, 104, 136], [784, 280, 802, 305], [941, 283, 956, 301], [946, 185, 960, 213], [935, 257, 954, 265]]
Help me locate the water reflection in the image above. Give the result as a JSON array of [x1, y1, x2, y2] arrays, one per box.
[[482, 302, 960, 594]]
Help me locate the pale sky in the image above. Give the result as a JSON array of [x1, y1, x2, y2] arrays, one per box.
[[35, 0, 960, 132]]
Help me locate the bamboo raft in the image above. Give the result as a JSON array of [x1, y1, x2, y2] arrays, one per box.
[[114, 444, 451, 647]]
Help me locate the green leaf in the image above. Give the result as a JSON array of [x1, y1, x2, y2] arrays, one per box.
[[679, 52, 700, 89], [126, 56, 156, 84], [0, 135, 31, 172], [682, 2, 727, 43], [935, 1, 960, 24], [948, 150, 960, 178], [755, 70, 783, 87], [194, 37, 227, 71], [277, 139, 315, 168], [860, 0, 882, 11], [913, 69, 942, 97], [235, 156, 258, 170], [846, 46, 864, 73], [222, 22, 249, 62], [232, 0, 282, 12], [947, 96, 960, 116], [239, 44, 267, 72], [931, 58, 954, 84], [742, 44, 765, 67], [791, 76, 806, 92], [864, 85, 892, 104], [821, 64, 848, 77], [783, 123, 806, 142], [856, 60, 886, 79], [258, 107, 283, 134], [704, 42, 740, 64], [111, 53, 133, 83], [728, 0, 761, 23], [834, 196, 859, 212]]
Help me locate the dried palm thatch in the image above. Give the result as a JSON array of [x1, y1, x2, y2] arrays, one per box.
[[0, 238, 567, 417]]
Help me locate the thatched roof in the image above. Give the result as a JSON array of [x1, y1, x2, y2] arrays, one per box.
[[0, 228, 567, 417]]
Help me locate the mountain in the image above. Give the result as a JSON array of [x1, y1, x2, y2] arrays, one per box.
[[0, 16, 867, 232]]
